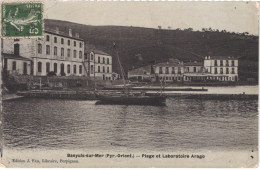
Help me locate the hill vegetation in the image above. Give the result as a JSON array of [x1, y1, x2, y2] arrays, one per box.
[[45, 19, 258, 81]]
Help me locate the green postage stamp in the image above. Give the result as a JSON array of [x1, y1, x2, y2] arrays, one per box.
[[1, 1, 43, 38]]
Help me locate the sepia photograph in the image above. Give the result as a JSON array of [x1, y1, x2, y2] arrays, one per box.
[[0, 0, 258, 168]]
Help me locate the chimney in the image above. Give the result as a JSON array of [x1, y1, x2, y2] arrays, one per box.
[[208, 56, 211, 59], [69, 29, 72, 37], [75, 33, 79, 38], [55, 27, 59, 34], [205, 56, 207, 59]]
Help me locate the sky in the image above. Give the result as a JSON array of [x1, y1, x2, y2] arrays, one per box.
[[45, 1, 259, 35]]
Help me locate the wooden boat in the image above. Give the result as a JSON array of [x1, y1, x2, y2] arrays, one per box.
[[95, 43, 167, 106], [96, 93, 166, 105]]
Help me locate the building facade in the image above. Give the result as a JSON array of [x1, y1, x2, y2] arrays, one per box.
[[154, 59, 184, 82], [86, 50, 113, 80], [2, 28, 85, 77], [204, 56, 238, 81], [128, 64, 154, 82], [127, 56, 239, 82]]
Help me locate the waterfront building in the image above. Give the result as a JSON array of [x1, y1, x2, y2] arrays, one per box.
[[183, 61, 205, 81], [87, 50, 113, 80], [2, 27, 85, 76], [154, 59, 184, 82], [204, 56, 238, 81], [128, 64, 154, 82]]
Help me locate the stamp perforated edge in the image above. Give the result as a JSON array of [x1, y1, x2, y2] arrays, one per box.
[[0, 0, 45, 39]]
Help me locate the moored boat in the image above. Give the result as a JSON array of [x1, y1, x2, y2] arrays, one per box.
[[96, 93, 166, 105]]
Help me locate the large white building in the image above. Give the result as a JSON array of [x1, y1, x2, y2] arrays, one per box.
[[2, 27, 85, 76], [85, 50, 113, 80], [204, 56, 238, 81], [154, 59, 184, 82]]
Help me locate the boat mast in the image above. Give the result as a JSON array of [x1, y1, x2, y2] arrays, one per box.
[[113, 42, 127, 90]]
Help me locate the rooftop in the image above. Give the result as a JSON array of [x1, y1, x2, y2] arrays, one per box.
[[184, 61, 203, 66], [205, 56, 239, 60], [155, 59, 183, 67], [2, 53, 32, 61], [91, 49, 111, 56], [44, 28, 84, 41]]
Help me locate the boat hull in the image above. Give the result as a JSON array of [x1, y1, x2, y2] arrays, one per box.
[[96, 94, 166, 106]]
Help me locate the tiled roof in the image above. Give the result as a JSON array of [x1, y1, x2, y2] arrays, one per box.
[[2, 53, 32, 61], [92, 50, 110, 56], [155, 59, 183, 67], [44, 28, 84, 41], [184, 61, 203, 66], [205, 56, 239, 60]]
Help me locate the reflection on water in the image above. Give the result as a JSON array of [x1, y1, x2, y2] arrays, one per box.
[[3, 98, 258, 152]]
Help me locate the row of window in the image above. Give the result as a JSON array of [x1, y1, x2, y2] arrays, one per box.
[[214, 60, 235, 66], [159, 67, 182, 74], [214, 67, 235, 74], [37, 62, 83, 74], [46, 35, 83, 48], [90, 65, 110, 73], [38, 44, 82, 58], [90, 54, 111, 64], [160, 76, 182, 81]]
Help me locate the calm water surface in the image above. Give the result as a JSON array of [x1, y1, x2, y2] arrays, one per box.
[[3, 97, 258, 152]]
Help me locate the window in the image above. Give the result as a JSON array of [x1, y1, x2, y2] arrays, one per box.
[[68, 40, 70, 46], [79, 65, 82, 74], [74, 41, 76, 47], [46, 62, 50, 73], [215, 68, 218, 74], [159, 67, 162, 74], [38, 62, 42, 72], [194, 67, 196, 72], [165, 67, 169, 74], [46, 45, 50, 55], [38, 44, 42, 54], [80, 42, 82, 48], [91, 54, 94, 60], [61, 48, 64, 57], [73, 65, 77, 74], [232, 60, 235, 66], [220, 60, 223, 66], [214, 60, 218, 66], [220, 68, 223, 74], [103, 66, 105, 73], [73, 50, 77, 58], [226, 60, 229, 66], [12, 61, 16, 70], [14, 44, 19, 55], [226, 68, 229, 74], [67, 49, 71, 57], [103, 57, 105, 64], [91, 65, 94, 74], [178, 67, 181, 74], [54, 46, 57, 56], [98, 57, 100, 63], [46, 35, 50, 41], [54, 37, 57, 43], [79, 51, 82, 59], [107, 58, 109, 64], [107, 67, 109, 73], [67, 64, 71, 74], [54, 63, 57, 73], [172, 67, 175, 74], [186, 67, 189, 72], [98, 66, 100, 73], [61, 38, 64, 44], [232, 68, 235, 74]]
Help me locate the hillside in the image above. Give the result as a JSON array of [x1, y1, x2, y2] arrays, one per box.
[[45, 19, 258, 80]]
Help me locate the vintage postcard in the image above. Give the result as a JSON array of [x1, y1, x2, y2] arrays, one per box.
[[0, 0, 258, 168]]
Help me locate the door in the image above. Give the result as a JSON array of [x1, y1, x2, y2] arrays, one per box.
[[23, 62, 27, 75]]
